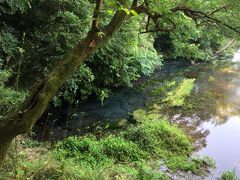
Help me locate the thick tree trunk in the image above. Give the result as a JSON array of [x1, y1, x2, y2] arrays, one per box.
[[0, 10, 127, 167], [0, 136, 14, 166]]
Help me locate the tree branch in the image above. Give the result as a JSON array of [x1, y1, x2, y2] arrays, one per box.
[[215, 38, 235, 55], [172, 6, 240, 34], [0, 4, 129, 137], [208, 4, 228, 16], [91, 0, 103, 31], [132, 0, 138, 8], [140, 17, 175, 34], [145, 15, 150, 31]]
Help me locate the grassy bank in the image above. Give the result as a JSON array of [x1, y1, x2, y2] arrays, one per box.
[[1, 108, 214, 179]]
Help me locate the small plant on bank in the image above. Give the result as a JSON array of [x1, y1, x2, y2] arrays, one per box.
[[122, 109, 213, 174], [221, 170, 238, 180]]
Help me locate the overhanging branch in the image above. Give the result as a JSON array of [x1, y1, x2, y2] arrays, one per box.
[[172, 5, 240, 34], [92, 0, 103, 31], [208, 4, 229, 16]]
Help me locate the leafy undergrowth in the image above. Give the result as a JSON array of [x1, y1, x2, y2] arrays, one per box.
[[0, 70, 27, 118], [221, 170, 238, 180], [1, 110, 214, 179]]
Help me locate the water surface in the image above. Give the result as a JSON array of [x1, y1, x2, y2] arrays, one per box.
[[195, 52, 240, 177]]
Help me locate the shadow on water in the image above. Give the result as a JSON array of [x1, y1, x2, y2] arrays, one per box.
[[33, 61, 190, 140]]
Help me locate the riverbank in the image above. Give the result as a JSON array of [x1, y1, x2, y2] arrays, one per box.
[[2, 59, 240, 179], [0, 111, 214, 179]]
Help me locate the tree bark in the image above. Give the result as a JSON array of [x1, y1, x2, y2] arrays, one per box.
[[0, 10, 127, 166], [0, 136, 14, 166]]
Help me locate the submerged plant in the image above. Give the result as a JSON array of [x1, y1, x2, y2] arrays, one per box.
[[150, 77, 195, 108], [162, 78, 195, 107]]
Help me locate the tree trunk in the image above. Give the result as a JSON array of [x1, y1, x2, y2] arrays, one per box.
[[0, 136, 14, 166], [0, 10, 127, 167]]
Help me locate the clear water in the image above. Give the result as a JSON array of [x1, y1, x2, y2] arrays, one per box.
[[195, 51, 240, 176], [169, 51, 240, 177], [199, 116, 240, 176]]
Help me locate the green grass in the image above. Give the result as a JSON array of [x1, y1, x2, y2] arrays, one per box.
[[55, 135, 148, 167], [1, 109, 214, 179], [123, 113, 192, 156], [123, 109, 214, 174], [221, 170, 238, 180]]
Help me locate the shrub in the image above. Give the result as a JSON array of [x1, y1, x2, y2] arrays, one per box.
[[55, 136, 111, 167], [123, 111, 193, 156], [221, 170, 238, 180], [0, 70, 26, 117], [101, 136, 148, 162]]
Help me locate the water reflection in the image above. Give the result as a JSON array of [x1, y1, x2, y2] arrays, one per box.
[[199, 116, 240, 177], [174, 54, 240, 177], [232, 49, 240, 62], [212, 65, 240, 125]]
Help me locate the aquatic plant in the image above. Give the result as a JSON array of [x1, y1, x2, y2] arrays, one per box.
[[162, 78, 195, 107], [150, 77, 195, 108]]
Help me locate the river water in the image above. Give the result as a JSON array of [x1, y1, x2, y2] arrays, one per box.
[[196, 52, 240, 177], [36, 51, 240, 178], [169, 51, 240, 178]]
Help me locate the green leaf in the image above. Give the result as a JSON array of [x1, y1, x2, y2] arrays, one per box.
[[130, 10, 138, 16], [107, 9, 114, 15], [121, 8, 130, 15]]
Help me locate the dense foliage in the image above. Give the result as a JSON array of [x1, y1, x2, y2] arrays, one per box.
[[0, 69, 26, 117], [1, 0, 238, 109], [0, 0, 160, 109]]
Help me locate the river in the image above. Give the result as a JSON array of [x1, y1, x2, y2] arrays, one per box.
[[196, 51, 240, 177], [35, 51, 240, 178]]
